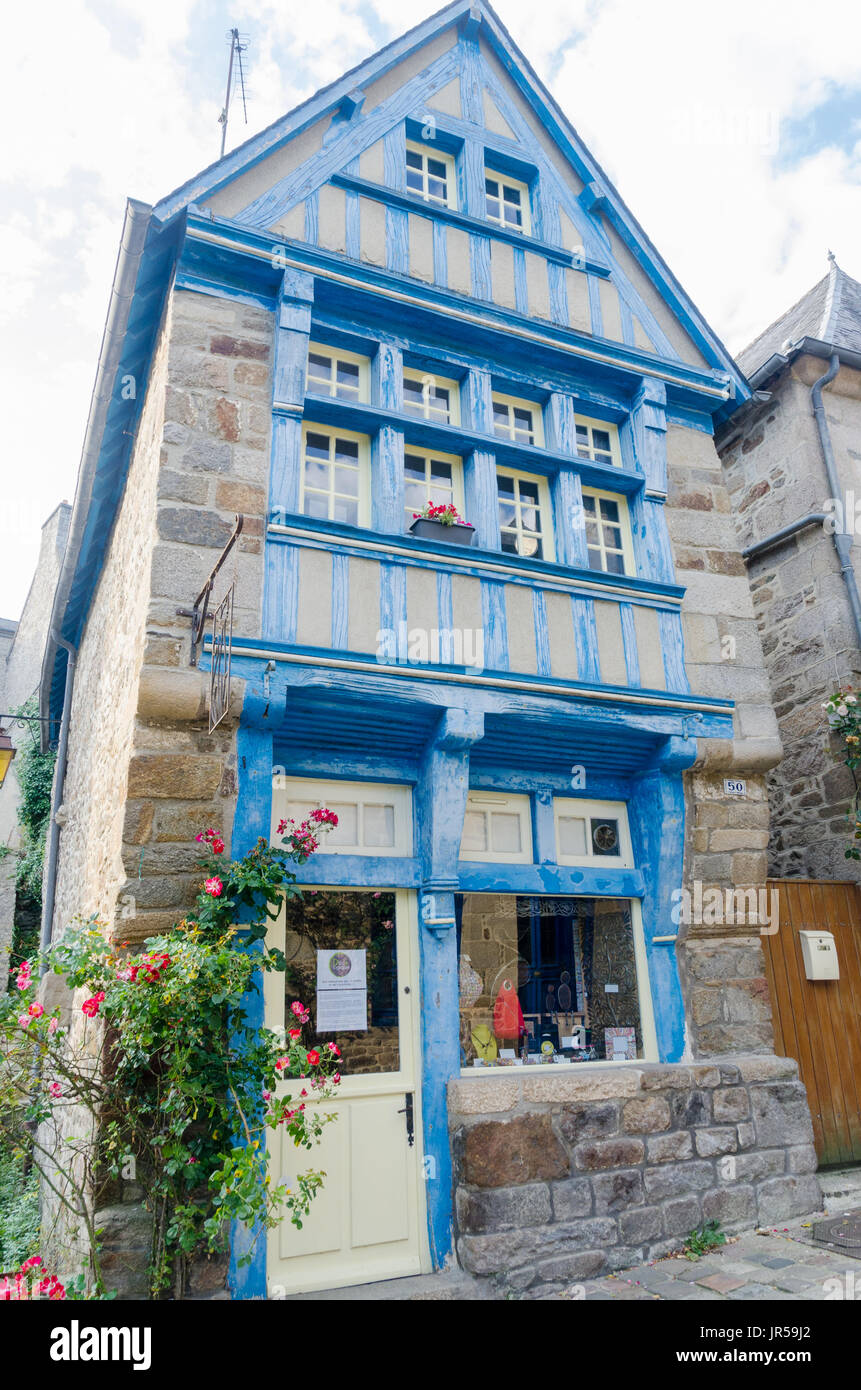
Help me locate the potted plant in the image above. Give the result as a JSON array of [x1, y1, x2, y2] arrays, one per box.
[[409, 501, 475, 547]]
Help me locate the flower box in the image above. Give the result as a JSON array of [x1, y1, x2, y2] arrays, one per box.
[[409, 517, 475, 547]]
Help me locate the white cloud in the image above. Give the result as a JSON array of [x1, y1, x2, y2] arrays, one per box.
[[1, 0, 860, 619]]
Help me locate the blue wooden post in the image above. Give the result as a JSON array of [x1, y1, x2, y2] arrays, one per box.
[[627, 379, 675, 584], [228, 719, 275, 1301], [414, 707, 484, 1269], [372, 340, 404, 534], [268, 268, 314, 527]]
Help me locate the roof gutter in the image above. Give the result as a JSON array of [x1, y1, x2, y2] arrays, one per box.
[[747, 336, 861, 390], [38, 198, 153, 753], [811, 353, 861, 649]]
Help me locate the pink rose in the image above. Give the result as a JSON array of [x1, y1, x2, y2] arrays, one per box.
[[204, 877, 223, 897]]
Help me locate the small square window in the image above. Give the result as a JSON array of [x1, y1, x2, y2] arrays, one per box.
[[497, 467, 553, 561], [301, 423, 369, 527], [492, 392, 543, 447], [574, 416, 621, 467], [405, 141, 456, 208], [404, 448, 463, 530], [460, 792, 533, 863], [485, 169, 531, 234], [581, 488, 634, 576], [403, 369, 460, 425], [306, 343, 370, 402], [553, 798, 633, 868]]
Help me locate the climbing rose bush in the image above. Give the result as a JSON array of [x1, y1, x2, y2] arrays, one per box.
[[0, 1256, 66, 1301], [0, 810, 340, 1297], [823, 687, 861, 857]]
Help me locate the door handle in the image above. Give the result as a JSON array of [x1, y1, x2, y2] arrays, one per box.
[[397, 1092, 415, 1147]]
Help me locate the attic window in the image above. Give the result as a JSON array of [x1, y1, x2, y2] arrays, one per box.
[[405, 141, 456, 209], [574, 416, 621, 468], [485, 170, 530, 234], [306, 344, 370, 403]]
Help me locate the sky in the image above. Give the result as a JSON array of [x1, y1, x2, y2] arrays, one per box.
[[1, 0, 860, 620]]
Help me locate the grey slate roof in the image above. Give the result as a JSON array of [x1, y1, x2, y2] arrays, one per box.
[[738, 256, 861, 378]]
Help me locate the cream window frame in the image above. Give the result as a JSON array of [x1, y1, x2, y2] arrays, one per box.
[[581, 486, 635, 577], [405, 140, 457, 209], [492, 391, 544, 447], [484, 168, 531, 235], [403, 368, 461, 426], [459, 791, 533, 864], [306, 342, 371, 403], [273, 777, 413, 858], [404, 445, 465, 529], [496, 465, 555, 563], [574, 415, 622, 468], [553, 797, 634, 868], [300, 422, 371, 528]]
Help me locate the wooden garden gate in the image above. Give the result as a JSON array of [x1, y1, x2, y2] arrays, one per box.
[[762, 879, 861, 1166]]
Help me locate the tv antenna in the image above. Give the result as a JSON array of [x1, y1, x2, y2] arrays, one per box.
[[218, 28, 249, 158]]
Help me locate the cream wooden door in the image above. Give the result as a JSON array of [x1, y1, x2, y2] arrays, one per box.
[[264, 888, 429, 1296]]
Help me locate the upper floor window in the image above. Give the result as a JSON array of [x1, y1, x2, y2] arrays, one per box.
[[403, 368, 460, 425], [306, 344, 369, 403], [485, 169, 530, 234], [405, 447, 463, 529], [492, 392, 543, 447], [497, 467, 553, 561], [575, 416, 621, 468], [406, 141, 456, 208], [582, 488, 634, 576], [301, 423, 369, 527]]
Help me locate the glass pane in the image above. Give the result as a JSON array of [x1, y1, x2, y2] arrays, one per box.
[[336, 361, 360, 393], [406, 150, 422, 169], [591, 818, 620, 856], [456, 894, 643, 1064], [503, 184, 521, 206], [307, 353, 331, 384], [593, 429, 611, 453], [518, 480, 540, 504], [605, 551, 626, 575], [520, 507, 538, 531], [303, 492, 330, 520], [335, 438, 359, 463], [406, 170, 423, 193], [429, 459, 452, 484], [497, 473, 516, 498], [428, 158, 447, 178], [427, 178, 446, 202], [519, 534, 541, 558], [305, 432, 330, 459], [499, 503, 517, 528], [363, 803, 395, 847], [404, 482, 426, 511], [500, 531, 519, 554], [604, 526, 623, 550], [304, 459, 330, 490], [582, 494, 596, 516], [334, 466, 359, 497], [600, 498, 620, 523], [490, 811, 522, 854], [318, 802, 358, 846], [485, 178, 500, 198], [332, 497, 359, 525], [558, 816, 587, 857], [486, 196, 500, 220], [586, 547, 603, 571], [404, 454, 427, 481], [283, 890, 399, 1075], [461, 810, 488, 853]]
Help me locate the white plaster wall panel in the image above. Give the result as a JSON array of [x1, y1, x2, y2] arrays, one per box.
[[598, 278, 624, 343], [209, 120, 326, 219], [479, 41, 584, 199], [360, 196, 387, 268], [270, 202, 306, 242], [450, 574, 483, 639], [364, 29, 457, 111], [505, 584, 538, 674], [544, 590, 578, 680], [566, 268, 591, 334], [607, 230, 708, 368], [347, 557, 381, 653], [633, 606, 666, 690], [406, 564, 439, 636], [483, 90, 517, 141], [525, 252, 550, 320], [318, 184, 347, 254], [359, 140, 385, 184], [295, 546, 333, 649], [593, 599, 628, 686], [409, 214, 435, 284], [490, 239, 517, 310], [430, 76, 462, 118], [633, 317, 656, 352], [447, 227, 472, 296]]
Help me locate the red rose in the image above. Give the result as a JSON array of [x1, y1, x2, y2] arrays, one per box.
[[306, 1050, 320, 1066]]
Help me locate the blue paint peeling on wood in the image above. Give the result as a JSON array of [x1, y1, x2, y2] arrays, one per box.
[[481, 579, 508, 671], [619, 602, 641, 688], [532, 590, 551, 676], [571, 595, 600, 684]]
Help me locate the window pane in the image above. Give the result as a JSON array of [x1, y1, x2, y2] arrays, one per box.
[[427, 178, 446, 202], [490, 812, 522, 854], [334, 466, 359, 497], [593, 429, 611, 453], [428, 158, 447, 178], [600, 498, 620, 523], [519, 480, 540, 504], [497, 473, 516, 498], [283, 890, 399, 1075], [430, 459, 452, 484], [304, 459, 330, 491], [303, 492, 330, 520], [500, 532, 519, 554], [305, 432, 330, 459], [322, 803, 359, 845], [332, 497, 359, 525], [363, 803, 395, 847], [485, 177, 500, 198], [499, 504, 517, 528], [591, 819, 621, 857], [558, 816, 587, 856], [406, 150, 422, 169], [461, 810, 488, 852], [336, 361, 360, 391], [406, 170, 423, 193], [335, 438, 359, 463], [404, 482, 426, 510], [404, 454, 426, 481], [605, 551, 625, 574], [519, 535, 541, 558]]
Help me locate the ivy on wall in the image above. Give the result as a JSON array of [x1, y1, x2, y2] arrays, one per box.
[[3, 698, 56, 982]]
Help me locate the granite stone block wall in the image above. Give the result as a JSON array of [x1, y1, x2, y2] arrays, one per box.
[[449, 1057, 821, 1294]]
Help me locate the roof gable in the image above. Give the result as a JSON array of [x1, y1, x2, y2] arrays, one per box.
[[152, 0, 746, 394]]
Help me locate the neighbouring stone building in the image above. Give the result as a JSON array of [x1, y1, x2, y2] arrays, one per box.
[[717, 256, 861, 880], [0, 503, 71, 985], [39, 0, 821, 1298]]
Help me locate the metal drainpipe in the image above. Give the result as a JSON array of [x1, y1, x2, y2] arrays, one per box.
[[811, 353, 861, 649], [39, 632, 77, 975]]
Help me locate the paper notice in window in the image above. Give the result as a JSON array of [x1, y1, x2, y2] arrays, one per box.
[[316, 949, 368, 1032]]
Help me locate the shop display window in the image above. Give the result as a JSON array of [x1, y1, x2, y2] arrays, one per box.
[[456, 893, 645, 1066]]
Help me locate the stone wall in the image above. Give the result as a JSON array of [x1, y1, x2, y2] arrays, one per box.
[[666, 423, 781, 1057], [449, 1057, 821, 1295], [717, 358, 861, 880]]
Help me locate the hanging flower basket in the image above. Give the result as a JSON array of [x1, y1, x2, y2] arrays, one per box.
[[409, 502, 475, 547]]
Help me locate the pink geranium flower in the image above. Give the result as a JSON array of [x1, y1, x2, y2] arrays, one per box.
[[203, 877, 223, 897]]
